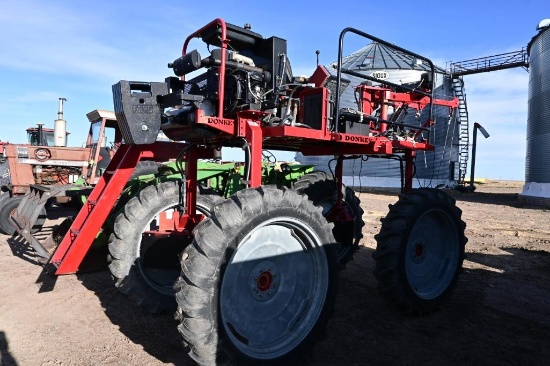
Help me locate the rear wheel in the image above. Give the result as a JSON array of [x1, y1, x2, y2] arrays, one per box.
[[174, 186, 338, 365], [108, 180, 222, 313], [0, 196, 46, 235], [130, 161, 160, 180], [293, 171, 364, 265], [373, 188, 467, 313]]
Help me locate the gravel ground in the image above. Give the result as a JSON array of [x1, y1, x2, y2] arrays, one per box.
[[0, 180, 548, 365]]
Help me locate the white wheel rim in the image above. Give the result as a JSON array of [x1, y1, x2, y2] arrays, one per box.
[[220, 216, 329, 360]]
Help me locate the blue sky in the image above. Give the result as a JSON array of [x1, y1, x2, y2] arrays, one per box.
[[1, 0, 548, 180]]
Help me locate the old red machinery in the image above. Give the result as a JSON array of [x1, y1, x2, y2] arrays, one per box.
[[31, 19, 465, 366], [0, 109, 123, 236]]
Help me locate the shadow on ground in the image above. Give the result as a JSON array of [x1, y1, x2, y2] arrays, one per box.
[[76, 270, 193, 365], [7, 234, 43, 266], [72, 244, 549, 366], [0, 331, 18, 366]]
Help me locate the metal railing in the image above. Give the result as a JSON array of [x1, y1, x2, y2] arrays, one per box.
[[450, 49, 529, 77]]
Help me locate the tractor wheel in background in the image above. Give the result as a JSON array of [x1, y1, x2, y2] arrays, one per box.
[[0, 191, 9, 207], [0, 193, 10, 234], [372, 188, 467, 313], [130, 161, 161, 180], [293, 171, 364, 265], [95, 150, 160, 178], [108, 180, 222, 314], [0, 196, 46, 235], [174, 186, 339, 365]]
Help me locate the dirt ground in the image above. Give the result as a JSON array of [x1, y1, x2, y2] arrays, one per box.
[[0, 180, 549, 365]]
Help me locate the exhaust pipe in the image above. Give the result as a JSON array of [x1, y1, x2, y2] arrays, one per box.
[[54, 97, 68, 147], [37, 123, 45, 146]]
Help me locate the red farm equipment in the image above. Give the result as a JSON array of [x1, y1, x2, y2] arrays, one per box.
[[0, 103, 129, 235], [12, 19, 467, 365]]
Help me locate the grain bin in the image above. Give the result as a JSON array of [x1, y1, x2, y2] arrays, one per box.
[[521, 20, 550, 205]]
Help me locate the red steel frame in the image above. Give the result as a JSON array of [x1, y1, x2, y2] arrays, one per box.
[[50, 19, 458, 274], [52, 142, 217, 274]]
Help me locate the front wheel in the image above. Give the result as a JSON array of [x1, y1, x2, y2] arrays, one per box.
[[174, 186, 339, 365], [108, 180, 222, 313], [0, 196, 46, 235], [373, 188, 467, 313]]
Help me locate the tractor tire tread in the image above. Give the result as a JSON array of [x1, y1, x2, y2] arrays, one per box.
[[175, 187, 339, 366], [372, 188, 467, 314]]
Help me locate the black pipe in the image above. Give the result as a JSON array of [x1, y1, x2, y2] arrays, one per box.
[[37, 123, 44, 146], [469, 122, 490, 191]]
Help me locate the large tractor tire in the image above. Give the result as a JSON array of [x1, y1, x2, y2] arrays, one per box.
[[130, 160, 160, 180], [174, 186, 339, 366], [373, 188, 467, 313], [108, 180, 222, 314], [96, 153, 159, 179], [0, 196, 46, 235], [293, 171, 364, 265], [0, 193, 11, 234], [0, 191, 9, 207]]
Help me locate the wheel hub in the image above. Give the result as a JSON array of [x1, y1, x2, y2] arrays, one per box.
[[405, 208, 461, 300], [249, 260, 279, 302], [257, 271, 273, 291], [413, 241, 425, 261]]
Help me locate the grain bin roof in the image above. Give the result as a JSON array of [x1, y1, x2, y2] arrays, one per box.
[[334, 42, 445, 73]]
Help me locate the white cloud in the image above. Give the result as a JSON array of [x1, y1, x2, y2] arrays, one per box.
[[459, 69, 529, 180], [0, 1, 190, 83], [0, 1, 198, 143]]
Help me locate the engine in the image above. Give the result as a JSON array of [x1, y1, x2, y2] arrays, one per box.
[[32, 165, 82, 185], [113, 22, 347, 145], [156, 23, 295, 141], [222, 68, 267, 114]]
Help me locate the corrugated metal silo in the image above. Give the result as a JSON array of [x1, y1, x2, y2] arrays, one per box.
[[521, 20, 550, 205], [296, 42, 462, 188]]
